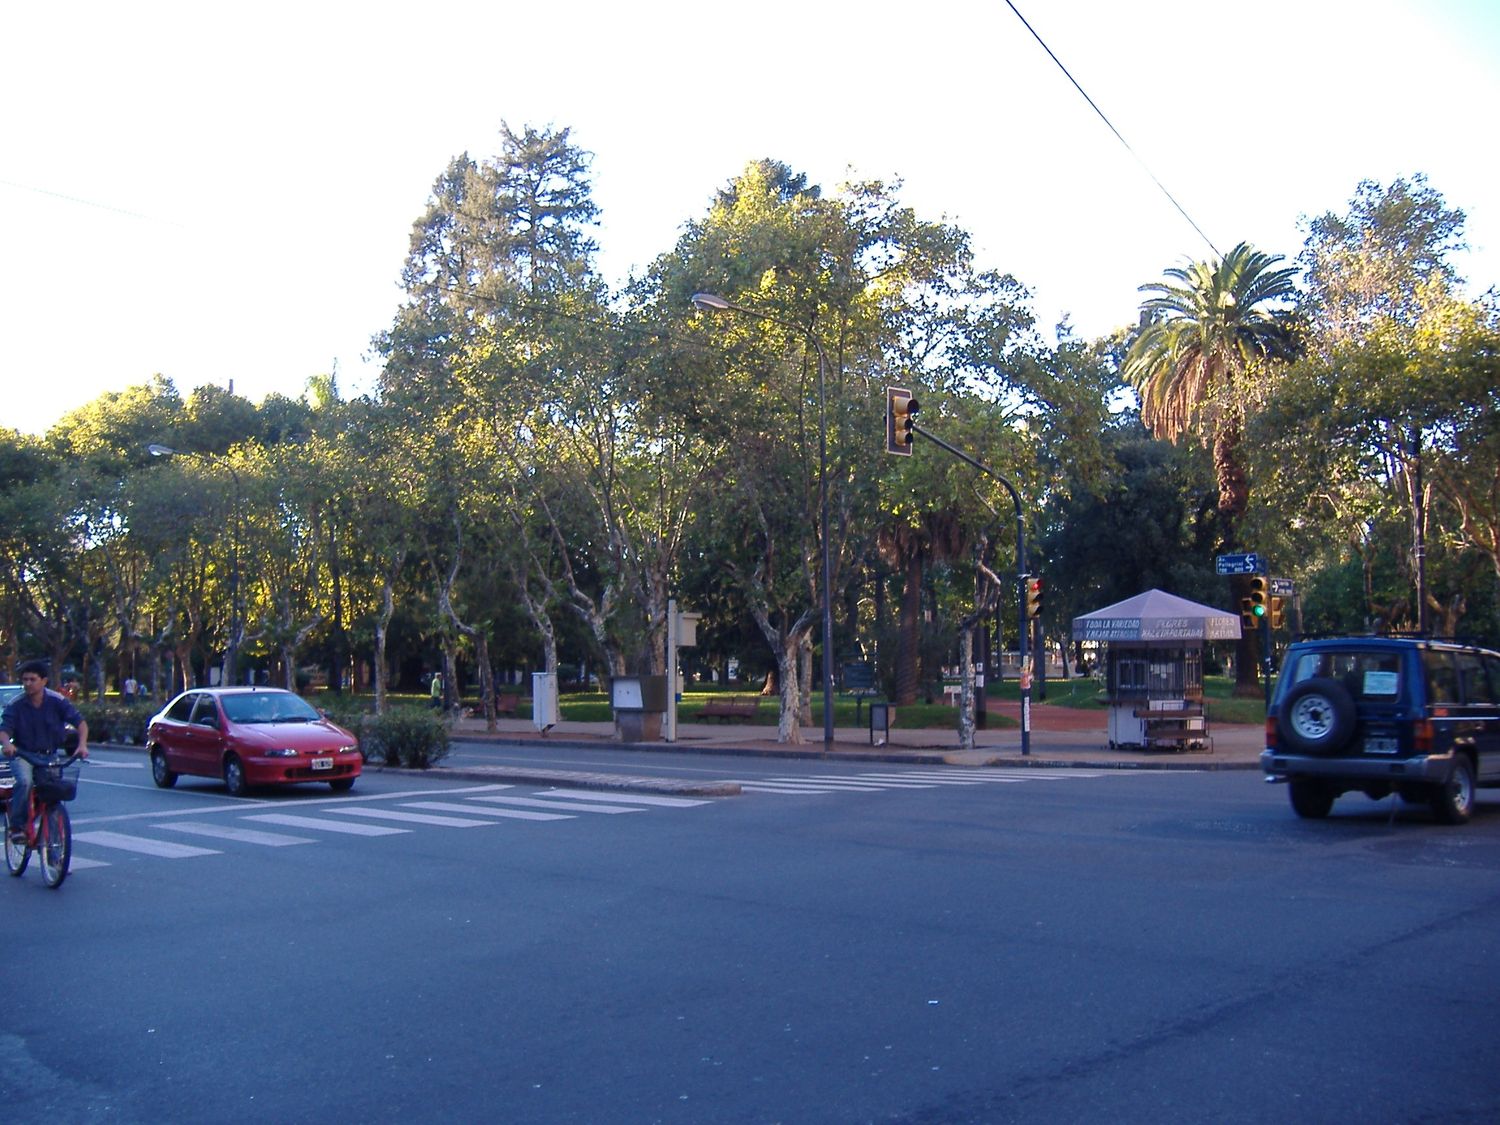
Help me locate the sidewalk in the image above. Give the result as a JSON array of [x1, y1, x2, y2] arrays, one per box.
[[446, 700, 1266, 772]]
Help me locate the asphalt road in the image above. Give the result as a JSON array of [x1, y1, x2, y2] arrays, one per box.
[[6, 749, 1499, 1123]]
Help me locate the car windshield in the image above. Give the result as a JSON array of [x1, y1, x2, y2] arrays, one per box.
[[220, 692, 321, 725], [1287, 650, 1401, 700]]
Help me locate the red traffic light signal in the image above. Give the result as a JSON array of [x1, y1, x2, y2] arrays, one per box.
[[1025, 576, 1044, 619]]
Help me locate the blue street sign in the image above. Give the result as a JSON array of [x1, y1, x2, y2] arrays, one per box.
[[1215, 552, 1264, 576]]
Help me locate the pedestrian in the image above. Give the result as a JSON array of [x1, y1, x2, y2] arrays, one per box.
[[2, 659, 90, 844], [123, 675, 138, 704], [430, 671, 444, 710]]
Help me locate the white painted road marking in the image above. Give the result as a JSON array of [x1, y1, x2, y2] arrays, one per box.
[[246, 813, 409, 836], [469, 795, 645, 814], [331, 807, 496, 828], [401, 801, 574, 822], [72, 830, 221, 858], [156, 821, 316, 846]]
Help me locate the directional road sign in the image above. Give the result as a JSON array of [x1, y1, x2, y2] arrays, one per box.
[[1215, 552, 1264, 576]]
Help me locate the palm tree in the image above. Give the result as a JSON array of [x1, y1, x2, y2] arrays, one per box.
[[1124, 242, 1299, 694]]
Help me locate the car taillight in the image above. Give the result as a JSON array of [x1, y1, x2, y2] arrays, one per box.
[[1265, 717, 1277, 748], [1413, 719, 1434, 754]]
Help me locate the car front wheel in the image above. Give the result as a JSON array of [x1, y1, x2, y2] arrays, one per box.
[[1431, 755, 1475, 825]]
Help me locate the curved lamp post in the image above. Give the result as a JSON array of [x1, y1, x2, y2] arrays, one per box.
[[149, 443, 244, 687], [691, 292, 836, 748]]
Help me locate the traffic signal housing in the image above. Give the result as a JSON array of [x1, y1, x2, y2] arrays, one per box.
[[1025, 576, 1044, 620], [1241, 576, 1269, 630], [886, 386, 918, 455], [1270, 595, 1286, 630]]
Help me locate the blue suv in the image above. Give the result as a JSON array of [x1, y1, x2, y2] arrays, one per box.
[[1261, 637, 1500, 823]]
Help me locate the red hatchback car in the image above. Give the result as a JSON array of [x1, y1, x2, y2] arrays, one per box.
[[147, 687, 361, 796]]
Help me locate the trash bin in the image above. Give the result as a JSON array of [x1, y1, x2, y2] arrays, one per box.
[[869, 700, 893, 747]]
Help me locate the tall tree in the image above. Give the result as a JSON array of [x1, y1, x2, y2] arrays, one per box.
[[1124, 241, 1299, 693]]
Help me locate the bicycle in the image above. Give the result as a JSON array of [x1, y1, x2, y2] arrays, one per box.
[[2, 747, 86, 888]]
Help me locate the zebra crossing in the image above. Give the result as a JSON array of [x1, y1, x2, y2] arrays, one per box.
[[67, 784, 712, 870], [731, 768, 1140, 795]]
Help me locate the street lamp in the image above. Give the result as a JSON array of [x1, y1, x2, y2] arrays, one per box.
[[149, 443, 244, 687], [691, 291, 836, 748]]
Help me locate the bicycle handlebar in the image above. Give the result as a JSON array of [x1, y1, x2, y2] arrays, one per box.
[[8, 749, 88, 768]]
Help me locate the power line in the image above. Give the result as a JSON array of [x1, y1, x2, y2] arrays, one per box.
[[1003, 1, 1221, 259]]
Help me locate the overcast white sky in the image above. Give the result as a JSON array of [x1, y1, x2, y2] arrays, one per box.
[[4, 0, 1497, 436]]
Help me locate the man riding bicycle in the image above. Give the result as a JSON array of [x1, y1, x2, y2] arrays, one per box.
[[2, 660, 89, 844]]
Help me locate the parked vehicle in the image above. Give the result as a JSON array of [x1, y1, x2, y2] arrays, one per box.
[[1261, 636, 1500, 823], [0, 684, 22, 708], [147, 687, 361, 796]]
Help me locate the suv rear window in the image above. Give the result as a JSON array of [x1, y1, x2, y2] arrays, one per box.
[[1285, 650, 1401, 700]]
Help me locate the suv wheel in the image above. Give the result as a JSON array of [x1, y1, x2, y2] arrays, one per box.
[[1289, 780, 1335, 819], [1431, 755, 1475, 825], [1278, 678, 1357, 755]]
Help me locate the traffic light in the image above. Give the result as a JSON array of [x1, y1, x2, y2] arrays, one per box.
[[1247, 576, 1269, 629], [886, 386, 918, 455], [1270, 595, 1286, 630], [1025, 576, 1044, 620]]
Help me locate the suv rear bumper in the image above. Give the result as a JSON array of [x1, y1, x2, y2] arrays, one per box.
[[1260, 748, 1455, 783]]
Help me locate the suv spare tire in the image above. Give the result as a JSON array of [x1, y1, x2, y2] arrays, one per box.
[[1278, 677, 1357, 755]]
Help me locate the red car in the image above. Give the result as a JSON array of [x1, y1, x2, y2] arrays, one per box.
[[147, 687, 361, 796]]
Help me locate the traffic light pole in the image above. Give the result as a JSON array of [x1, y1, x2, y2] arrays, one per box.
[[910, 422, 1031, 757]]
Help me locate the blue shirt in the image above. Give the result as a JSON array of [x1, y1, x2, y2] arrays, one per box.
[[1, 688, 84, 754]]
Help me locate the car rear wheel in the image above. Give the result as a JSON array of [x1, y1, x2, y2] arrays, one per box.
[[1278, 678, 1357, 755], [1431, 755, 1475, 825], [1289, 780, 1335, 819], [150, 749, 178, 789], [223, 754, 248, 798]]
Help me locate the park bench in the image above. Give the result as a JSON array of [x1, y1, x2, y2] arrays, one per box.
[[700, 696, 761, 722], [496, 692, 520, 716]]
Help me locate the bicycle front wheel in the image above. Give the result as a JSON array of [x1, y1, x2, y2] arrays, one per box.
[[5, 813, 29, 876], [40, 803, 70, 888]]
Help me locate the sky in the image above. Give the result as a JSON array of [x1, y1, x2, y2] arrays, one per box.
[[4, 0, 1498, 437]]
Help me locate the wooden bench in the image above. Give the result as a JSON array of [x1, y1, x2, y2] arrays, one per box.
[[700, 697, 761, 722], [496, 692, 521, 716]]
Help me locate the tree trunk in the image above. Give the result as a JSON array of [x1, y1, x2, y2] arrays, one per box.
[[895, 549, 922, 705]]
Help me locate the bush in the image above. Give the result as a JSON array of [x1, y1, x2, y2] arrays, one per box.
[[362, 707, 451, 770], [76, 701, 157, 745]]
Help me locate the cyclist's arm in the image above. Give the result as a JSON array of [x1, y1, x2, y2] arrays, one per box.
[[74, 719, 90, 759], [0, 728, 14, 757]]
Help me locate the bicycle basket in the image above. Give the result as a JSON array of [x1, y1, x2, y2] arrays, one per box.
[[33, 762, 80, 802]]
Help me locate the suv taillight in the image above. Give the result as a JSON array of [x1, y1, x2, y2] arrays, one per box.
[[1413, 719, 1434, 754], [1265, 717, 1277, 748]]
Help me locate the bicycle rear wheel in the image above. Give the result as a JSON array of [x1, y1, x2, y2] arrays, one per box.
[[40, 803, 69, 887]]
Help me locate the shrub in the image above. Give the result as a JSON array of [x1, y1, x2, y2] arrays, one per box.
[[362, 707, 450, 769], [76, 702, 156, 745]]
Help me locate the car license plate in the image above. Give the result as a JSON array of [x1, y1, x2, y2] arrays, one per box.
[[311, 757, 334, 771], [1364, 737, 1398, 755]]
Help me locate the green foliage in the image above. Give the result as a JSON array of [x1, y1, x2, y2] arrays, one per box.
[[76, 702, 157, 745], [361, 707, 451, 770]]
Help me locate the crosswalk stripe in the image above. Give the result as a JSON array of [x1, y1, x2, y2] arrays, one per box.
[[72, 830, 221, 858], [155, 822, 316, 846], [801, 774, 940, 788], [67, 856, 111, 870], [246, 813, 409, 836], [468, 795, 643, 815], [765, 778, 888, 791], [738, 784, 843, 794], [330, 807, 496, 828], [401, 801, 573, 822], [532, 791, 712, 808]]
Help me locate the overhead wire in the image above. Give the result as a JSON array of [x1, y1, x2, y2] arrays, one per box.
[[1003, 1, 1221, 259]]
